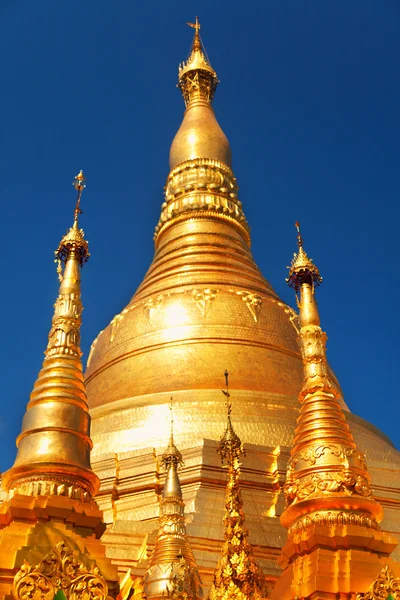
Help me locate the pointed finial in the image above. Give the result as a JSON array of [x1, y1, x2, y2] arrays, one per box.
[[162, 397, 183, 469], [286, 221, 322, 292], [221, 369, 231, 415], [187, 16, 201, 52], [295, 220, 303, 249], [72, 170, 86, 227], [54, 171, 89, 281], [178, 17, 219, 105], [218, 371, 243, 464]]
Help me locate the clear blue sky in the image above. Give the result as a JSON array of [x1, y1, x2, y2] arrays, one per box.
[[1, 1, 399, 472]]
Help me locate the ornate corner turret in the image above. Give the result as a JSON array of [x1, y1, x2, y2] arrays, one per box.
[[2, 171, 97, 499], [0, 172, 119, 599], [282, 223, 380, 527], [209, 372, 266, 600], [143, 401, 202, 600], [272, 224, 399, 600]]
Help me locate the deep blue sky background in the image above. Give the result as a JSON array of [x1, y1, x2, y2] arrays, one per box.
[[1, 1, 399, 472]]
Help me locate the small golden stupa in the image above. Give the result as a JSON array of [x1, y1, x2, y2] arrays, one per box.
[[1, 17, 400, 600]]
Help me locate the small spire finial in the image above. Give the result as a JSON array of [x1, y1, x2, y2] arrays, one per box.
[[54, 171, 90, 281], [169, 396, 174, 440], [295, 220, 303, 249], [72, 170, 86, 227], [218, 371, 243, 464], [162, 397, 183, 469], [187, 16, 200, 34], [221, 369, 231, 416], [178, 17, 219, 106], [286, 222, 322, 292]]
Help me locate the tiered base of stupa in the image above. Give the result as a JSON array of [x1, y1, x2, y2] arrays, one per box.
[[90, 397, 400, 594], [0, 494, 119, 600]]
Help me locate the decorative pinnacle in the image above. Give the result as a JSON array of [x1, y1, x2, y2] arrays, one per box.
[[54, 171, 90, 277], [73, 169, 86, 226], [218, 371, 244, 464], [187, 16, 201, 51], [178, 17, 219, 106], [286, 221, 322, 292], [161, 397, 183, 469]]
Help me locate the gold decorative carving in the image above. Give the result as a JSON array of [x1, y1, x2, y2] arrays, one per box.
[[144, 295, 164, 321], [289, 510, 379, 536], [288, 444, 367, 470], [47, 293, 83, 357], [357, 565, 400, 600], [164, 557, 200, 600], [284, 470, 372, 506], [12, 477, 92, 502], [236, 291, 262, 323], [190, 288, 218, 317], [155, 157, 250, 245], [13, 539, 108, 600]]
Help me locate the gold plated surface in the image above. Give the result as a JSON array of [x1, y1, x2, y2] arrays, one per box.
[[144, 411, 202, 600], [210, 375, 266, 600], [271, 226, 398, 600], [170, 19, 231, 170], [0, 173, 119, 600], [2, 172, 97, 498], [83, 20, 400, 591], [281, 224, 381, 530]]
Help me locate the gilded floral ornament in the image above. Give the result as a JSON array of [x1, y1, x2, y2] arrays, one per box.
[[13, 540, 108, 600], [357, 566, 400, 600], [164, 557, 200, 600]]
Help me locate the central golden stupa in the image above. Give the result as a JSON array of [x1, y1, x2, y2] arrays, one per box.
[[84, 20, 400, 584]]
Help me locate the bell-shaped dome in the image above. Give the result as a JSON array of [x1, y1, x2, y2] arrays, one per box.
[[169, 99, 232, 169]]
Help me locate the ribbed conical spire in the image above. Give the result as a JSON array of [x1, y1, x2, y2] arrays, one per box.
[[2, 171, 98, 500], [281, 223, 383, 530], [156, 20, 248, 246], [144, 402, 202, 600], [210, 373, 265, 600]]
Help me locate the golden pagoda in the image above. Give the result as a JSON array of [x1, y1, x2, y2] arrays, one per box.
[[83, 19, 400, 591], [0, 172, 118, 599], [2, 17, 400, 600]]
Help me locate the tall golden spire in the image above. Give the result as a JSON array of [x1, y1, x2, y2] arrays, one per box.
[[156, 19, 248, 246], [144, 399, 202, 600], [210, 372, 265, 600], [2, 170, 98, 500], [272, 224, 398, 600], [281, 223, 381, 527]]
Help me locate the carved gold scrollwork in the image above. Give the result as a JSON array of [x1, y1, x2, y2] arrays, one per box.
[[284, 470, 372, 506], [288, 444, 367, 470], [357, 565, 400, 600], [13, 540, 108, 600]]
